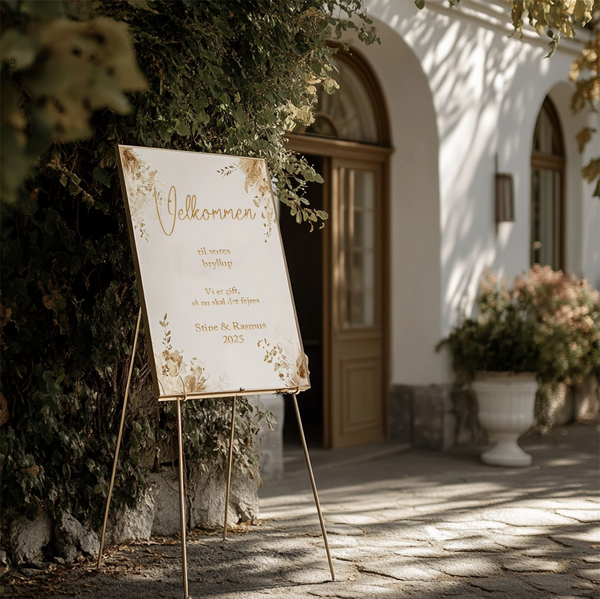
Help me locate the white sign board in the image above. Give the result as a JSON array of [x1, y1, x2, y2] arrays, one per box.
[[116, 145, 310, 401]]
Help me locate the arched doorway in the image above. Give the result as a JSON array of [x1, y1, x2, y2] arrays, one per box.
[[531, 97, 565, 269], [282, 48, 392, 449]]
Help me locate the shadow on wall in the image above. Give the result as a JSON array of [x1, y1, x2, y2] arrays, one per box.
[[374, 0, 571, 331]]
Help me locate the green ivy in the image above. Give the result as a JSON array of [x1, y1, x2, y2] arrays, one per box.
[[0, 0, 376, 527]]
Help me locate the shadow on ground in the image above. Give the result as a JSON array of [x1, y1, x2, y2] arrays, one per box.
[[8, 423, 600, 599]]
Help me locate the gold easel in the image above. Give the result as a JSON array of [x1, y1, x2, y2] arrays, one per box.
[[97, 308, 142, 569], [97, 311, 335, 598], [222, 392, 335, 580], [177, 388, 189, 598]]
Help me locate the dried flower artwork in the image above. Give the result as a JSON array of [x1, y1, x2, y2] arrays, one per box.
[[157, 314, 208, 395], [257, 337, 310, 389], [218, 158, 275, 240], [120, 147, 164, 241]]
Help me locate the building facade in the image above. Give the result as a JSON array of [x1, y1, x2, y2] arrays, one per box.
[[263, 0, 600, 457]]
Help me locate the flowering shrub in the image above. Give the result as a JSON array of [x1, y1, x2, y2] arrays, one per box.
[[439, 266, 600, 386], [515, 265, 600, 386]]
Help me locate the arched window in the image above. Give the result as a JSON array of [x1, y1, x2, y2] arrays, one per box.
[[531, 98, 565, 269], [295, 49, 389, 146]]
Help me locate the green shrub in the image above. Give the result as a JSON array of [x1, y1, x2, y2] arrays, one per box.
[[438, 266, 600, 388]]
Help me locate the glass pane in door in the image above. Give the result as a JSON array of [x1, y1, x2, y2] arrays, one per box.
[[531, 167, 561, 269], [340, 168, 376, 327]]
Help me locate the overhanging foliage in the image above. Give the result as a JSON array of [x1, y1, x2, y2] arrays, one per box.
[[0, 0, 377, 525]]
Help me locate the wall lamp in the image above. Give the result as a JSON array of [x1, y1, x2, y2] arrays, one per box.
[[495, 172, 514, 223]]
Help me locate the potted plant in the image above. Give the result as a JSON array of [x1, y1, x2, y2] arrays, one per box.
[[438, 266, 600, 467]]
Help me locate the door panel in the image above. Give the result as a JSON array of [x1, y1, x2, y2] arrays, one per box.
[[341, 356, 382, 430], [330, 159, 385, 448]]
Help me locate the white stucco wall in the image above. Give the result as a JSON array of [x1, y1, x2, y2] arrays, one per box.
[[361, 0, 599, 386], [343, 15, 446, 387]]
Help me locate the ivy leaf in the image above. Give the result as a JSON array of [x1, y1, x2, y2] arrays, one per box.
[[175, 120, 190, 136], [158, 123, 172, 142], [582, 158, 600, 183], [42, 291, 67, 313], [93, 167, 111, 188]]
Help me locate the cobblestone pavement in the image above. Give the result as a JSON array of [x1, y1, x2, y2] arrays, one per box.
[[10, 422, 600, 598]]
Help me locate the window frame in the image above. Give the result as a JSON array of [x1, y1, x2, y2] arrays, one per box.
[[530, 97, 566, 270]]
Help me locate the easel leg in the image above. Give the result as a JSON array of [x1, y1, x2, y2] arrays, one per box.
[[177, 397, 190, 599], [223, 395, 237, 540], [97, 308, 142, 569], [292, 393, 336, 582]]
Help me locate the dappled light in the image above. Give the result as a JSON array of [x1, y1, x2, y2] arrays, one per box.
[[23, 423, 597, 598]]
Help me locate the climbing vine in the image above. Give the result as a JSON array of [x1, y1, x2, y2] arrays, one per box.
[[0, 0, 377, 526]]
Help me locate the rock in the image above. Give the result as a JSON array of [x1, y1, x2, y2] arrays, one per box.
[[108, 490, 156, 545], [55, 513, 100, 562], [252, 394, 284, 483], [361, 558, 444, 581], [555, 510, 600, 523], [433, 555, 500, 577], [149, 468, 181, 536], [443, 536, 504, 552], [0, 549, 9, 567], [577, 568, 600, 582], [573, 375, 600, 422], [150, 463, 259, 535], [480, 507, 575, 526], [523, 573, 597, 595], [536, 382, 570, 431], [189, 465, 259, 529], [471, 578, 541, 594], [582, 555, 600, 564], [8, 513, 51, 565]]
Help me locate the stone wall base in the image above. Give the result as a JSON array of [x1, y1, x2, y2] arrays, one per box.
[[108, 465, 258, 544], [390, 383, 484, 450], [1, 465, 259, 565], [251, 394, 285, 483], [390, 374, 599, 451]]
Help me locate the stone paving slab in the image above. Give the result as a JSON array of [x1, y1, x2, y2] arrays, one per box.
[[501, 557, 562, 572], [556, 510, 600, 522], [4, 422, 599, 599]]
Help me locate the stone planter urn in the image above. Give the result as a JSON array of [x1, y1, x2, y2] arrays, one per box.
[[472, 372, 538, 467]]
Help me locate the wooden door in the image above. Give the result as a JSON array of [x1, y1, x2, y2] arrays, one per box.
[[329, 158, 386, 448]]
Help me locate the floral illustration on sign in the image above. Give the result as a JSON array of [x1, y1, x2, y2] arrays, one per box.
[[257, 337, 310, 389], [157, 314, 208, 395], [120, 147, 164, 242], [217, 158, 275, 240], [216, 371, 233, 392]]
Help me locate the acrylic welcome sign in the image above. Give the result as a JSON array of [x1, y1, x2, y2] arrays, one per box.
[[116, 145, 310, 400]]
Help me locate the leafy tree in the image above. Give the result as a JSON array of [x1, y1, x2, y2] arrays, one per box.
[[0, 0, 376, 526], [0, 0, 147, 204]]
